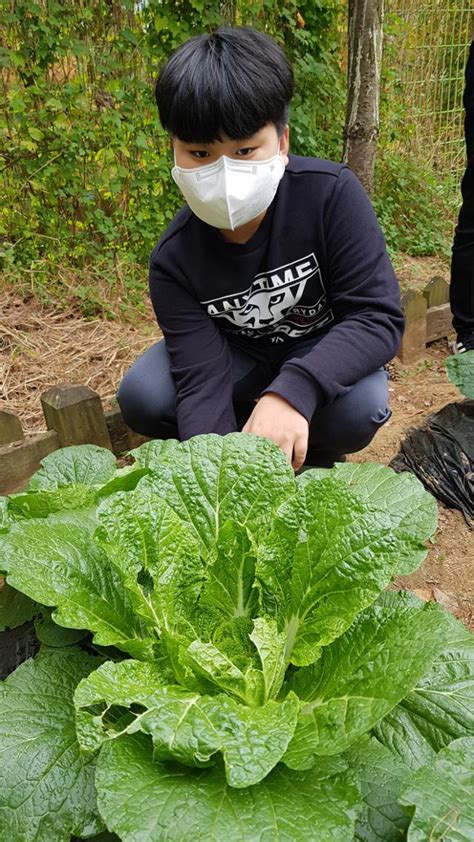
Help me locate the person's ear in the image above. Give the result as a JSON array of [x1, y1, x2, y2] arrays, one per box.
[[280, 126, 290, 166]]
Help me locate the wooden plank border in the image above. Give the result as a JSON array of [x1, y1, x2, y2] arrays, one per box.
[[397, 276, 452, 363], [0, 387, 152, 495]]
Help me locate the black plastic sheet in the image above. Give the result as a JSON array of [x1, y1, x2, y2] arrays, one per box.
[[390, 400, 474, 528]]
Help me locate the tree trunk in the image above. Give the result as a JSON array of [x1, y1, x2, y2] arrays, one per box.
[[343, 0, 384, 196]]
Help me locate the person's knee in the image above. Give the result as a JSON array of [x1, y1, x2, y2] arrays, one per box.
[[341, 403, 391, 453], [117, 372, 174, 438], [116, 378, 152, 436], [116, 340, 177, 437], [310, 370, 390, 455]]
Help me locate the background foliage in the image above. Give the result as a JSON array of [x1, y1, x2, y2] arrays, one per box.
[[0, 0, 465, 316]]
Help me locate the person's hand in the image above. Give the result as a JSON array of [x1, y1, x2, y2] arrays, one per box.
[[241, 392, 309, 471]]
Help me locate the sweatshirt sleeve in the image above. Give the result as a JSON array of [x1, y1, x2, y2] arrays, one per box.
[[262, 166, 404, 420], [149, 247, 237, 440]]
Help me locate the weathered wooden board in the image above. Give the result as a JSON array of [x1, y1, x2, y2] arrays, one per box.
[[422, 276, 450, 309], [426, 302, 452, 343], [397, 276, 455, 362], [398, 289, 428, 363], [0, 431, 59, 495]]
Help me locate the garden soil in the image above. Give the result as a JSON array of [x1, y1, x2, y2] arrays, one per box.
[[1, 259, 472, 629]]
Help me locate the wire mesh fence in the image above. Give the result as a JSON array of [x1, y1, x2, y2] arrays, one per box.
[[384, 2, 472, 190]]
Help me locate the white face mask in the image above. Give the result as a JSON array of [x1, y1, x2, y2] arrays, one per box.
[[171, 144, 285, 230]]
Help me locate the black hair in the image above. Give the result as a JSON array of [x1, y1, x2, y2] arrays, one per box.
[[155, 27, 293, 143]]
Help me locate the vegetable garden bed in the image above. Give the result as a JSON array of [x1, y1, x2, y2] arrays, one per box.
[[0, 434, 473, 841]]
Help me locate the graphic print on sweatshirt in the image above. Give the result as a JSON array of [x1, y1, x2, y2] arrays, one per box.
[[202, 253, 334, 340]]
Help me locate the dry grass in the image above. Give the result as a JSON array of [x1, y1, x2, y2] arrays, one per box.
[[392, 253, 451, 293], [0, 289, 159, 433]]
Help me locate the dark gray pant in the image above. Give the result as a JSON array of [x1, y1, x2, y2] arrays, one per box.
[[117, 338, 391, 467]]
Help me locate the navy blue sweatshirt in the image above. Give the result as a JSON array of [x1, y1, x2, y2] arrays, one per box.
[[149, 155, 404, 440]]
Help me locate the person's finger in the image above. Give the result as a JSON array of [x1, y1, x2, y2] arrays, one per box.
[[241, 411, 256, 434], [280, 440, 294, 465], [292, 436, 307, 471]]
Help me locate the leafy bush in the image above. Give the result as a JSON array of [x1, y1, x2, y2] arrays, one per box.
[[0, 435, 473, 840], [1, 0, 345, 314], [372, 152, 455, 258]]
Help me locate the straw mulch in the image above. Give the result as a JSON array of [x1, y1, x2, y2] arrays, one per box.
[[0, 290, 159, 433]]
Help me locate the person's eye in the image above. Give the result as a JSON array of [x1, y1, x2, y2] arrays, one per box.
[[235, 147, 255, 157], [190, 150, 210, 159]]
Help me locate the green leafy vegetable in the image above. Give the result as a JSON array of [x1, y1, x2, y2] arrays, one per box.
[[283, 592, 451, 766], [345, 737, 411, 841], [256, 478, 436, 666], [301, 461, 438, 574], [0, 434, 471, 841], [130, 434, 297, 550], [0, 581, 38, 630], [0, 652, 103, 841], [399, 737, 474, 841], [95, 733, 362, 841], [446, 350, 474, 398], [27, 444, 117, 490], [5, 445, 147, 523], [75, 658, 299, 787], [34, 608, 88, 648], [374, 618, 474, 769], [1, 520, 156, 660]]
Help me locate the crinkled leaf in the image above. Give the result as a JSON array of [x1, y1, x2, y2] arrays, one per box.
[[0, 581, 38, 630], [96, 489, 205, 634], [8, 484, 97, 518], [249, 617, 288, 702], [185, 637, 265, 706], [34, 608, 88, 647], [75, 659, 299, 787], [446, 350, 474, 398], [399, 737, 474, 841], [283, 592, 451, 767], [0, 652, 104, 842], [97, 490, 268, 686], [8, 450, 147, 521], [129, 437, 181, 468], [95, 465, 149, 498], [1, 520, 155, 660], [257, 478, 415, 666], [374, 616, 474, 770], [198, 518, 259, 621], [346, 736, 411, 841], [300, 462, 437, 574], [131, 433, 296, 551], [95, 732, 362, 841], [0, 497, 10, 532], [9, 472, 148, 521], [199, 692, 300, 787], [28, 444, 117, 490], [98, 494, 267, 701], [75, 660, 174, 752]]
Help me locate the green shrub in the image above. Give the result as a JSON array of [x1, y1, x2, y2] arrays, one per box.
[[1, 0, 345, 315]]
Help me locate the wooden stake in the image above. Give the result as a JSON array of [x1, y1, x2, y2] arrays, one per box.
[[41, 384, 112, 450], [0, 411, 24, 446]]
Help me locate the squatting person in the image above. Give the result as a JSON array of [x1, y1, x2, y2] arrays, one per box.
[[118, 27, 404, 471]]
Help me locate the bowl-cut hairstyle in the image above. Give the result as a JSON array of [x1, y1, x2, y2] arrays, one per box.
[[155, 26, 294, 143]]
